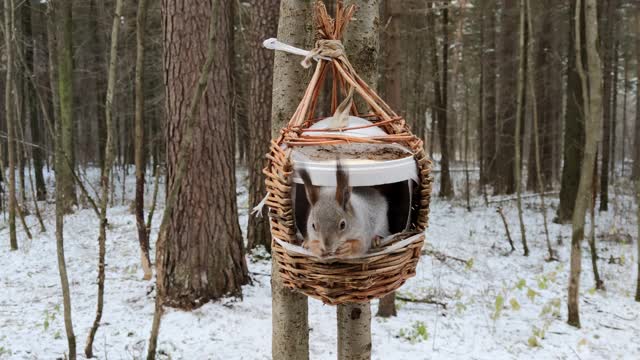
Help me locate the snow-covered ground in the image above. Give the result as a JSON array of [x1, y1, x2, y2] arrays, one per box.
[[1, 167, 639, 359]]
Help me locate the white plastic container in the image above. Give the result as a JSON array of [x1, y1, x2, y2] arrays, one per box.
[[291, 116, 418, 186]]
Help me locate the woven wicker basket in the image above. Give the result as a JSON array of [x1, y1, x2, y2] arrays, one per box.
[[264, 2, 433, 305]]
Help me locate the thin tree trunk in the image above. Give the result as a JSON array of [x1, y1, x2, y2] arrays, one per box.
[[622, 55, 628, 177], [636, 175, 640, 301], [496, 0, 518, 194], [51, 1, 77, 354], [270, 1, 312, 359], [558, 0, 586, 223], [4, 0, 18, 250], [438, 2, 454, 198], [514, 0, 528, 256], [337, 304, 372, 360], [587, 153, 604, 290], [246, 0, 279, 252], [599, 0, 615, 211], [610, 40, 619, 181], [483, 0, 497, 188], [634, 7, 640, 180], [526, 0, 554, 261], [56, 0, 77, 212], [568, 0, 603, 328], [22, 0, 45, 201], [135, 0, 152, 281], [84, 0, 123, 357]]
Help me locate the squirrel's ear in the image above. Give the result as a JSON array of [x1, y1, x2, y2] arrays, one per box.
[[336, 160, 351, 209], [299, 168, 318, 205]]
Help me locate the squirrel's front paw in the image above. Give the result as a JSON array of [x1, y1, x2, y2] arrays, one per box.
[[303, 239, 325, 257], [335, 239, 364, 259]]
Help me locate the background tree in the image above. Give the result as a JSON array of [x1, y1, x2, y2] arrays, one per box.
[[558, 0, 586, 223], [135, 0, 152, 280], [567, 0, 603, 328], [495, 0, 518, 194], [56, 0, 77, 212], [270, 1, 313, 358], [160, 0, 248, 309], [247, 0, 280, 252]]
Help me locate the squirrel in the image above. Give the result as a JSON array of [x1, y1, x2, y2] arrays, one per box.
[[298, 159, 389, 258]]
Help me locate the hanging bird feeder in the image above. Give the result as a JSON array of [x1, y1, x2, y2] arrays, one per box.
[[262, 2, 433, 305]]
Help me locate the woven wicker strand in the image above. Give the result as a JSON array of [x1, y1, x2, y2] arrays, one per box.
[[264, 1, 433, 305]]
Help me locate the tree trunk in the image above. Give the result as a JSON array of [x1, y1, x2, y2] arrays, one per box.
[[51, 1, 77, 355], [22, 0, 45, 201], [568, 0, 603, 328], [135, 0, 152, 281], [634, 7, 640, 180], [527, 0, 554, 192], [5, 0, 17, 250], [636, 175, 640, 301], [622, 54, 629, 177], [270, 1, 312, 359], [85, 0, 124, 357], [558, 0, 586, 223], [89, 0, 107, 170], [526, 0, 554, 261], [56, 0, 77, 212], [599, 0, 616, 211], [246, 0, 280, 252], [495, 0, 519, 194], [329, 0, 380, 331], [514, 0, 528, 256], [161, 0, 248, 309], [337, 304, 372, 360], [610, 40, 619, 181], [438, 2, 454, 198], [482, 0, 498, 189]]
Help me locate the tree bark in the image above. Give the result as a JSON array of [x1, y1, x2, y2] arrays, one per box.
[[51, 1, 77, 355], [161, 0, 248, 310], [247, 0, 280, 252], [495, 0, 518, 194], [135, 0, 152, 280], [482, 0, 498, 188], [438, 2, 454, 198], [4, 0, 17, 250], [599, 0, 616, 211], [634, 7, 640, 180], [337, 7, 381, 348], [270, 1, 312, 359], [568, 0, 603, 328], [337, 304, 372, 360], [558, 0, 586, 223], [636, 176, 640, 301], [56, 0, 77, 212], [85, 0, 124, 356], [514, 0, 528, 256], [21, 0, 45, 201]]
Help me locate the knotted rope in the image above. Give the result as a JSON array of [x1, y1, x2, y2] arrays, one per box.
[[301, 39, 356, 128]]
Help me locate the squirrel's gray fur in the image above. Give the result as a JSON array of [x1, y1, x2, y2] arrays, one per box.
[[298, 160, 389, 257]]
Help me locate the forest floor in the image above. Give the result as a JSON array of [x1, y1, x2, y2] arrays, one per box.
[[1, 166, 640, 359]]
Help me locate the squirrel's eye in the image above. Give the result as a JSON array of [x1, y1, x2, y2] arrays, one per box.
[[339, 220, 346, 230], [312, 223, 317, 231]]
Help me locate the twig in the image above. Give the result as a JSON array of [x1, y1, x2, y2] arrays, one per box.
[[496, 207, 516, 252], [396, 296, 447, 309], [422, 247, 470, 265]]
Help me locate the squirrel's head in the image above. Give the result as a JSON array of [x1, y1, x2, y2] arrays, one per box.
[[299, 160, 354, 256]]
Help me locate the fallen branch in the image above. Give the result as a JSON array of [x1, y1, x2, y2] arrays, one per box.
[[396, 295, 447, 309], [496, 207, 516, 252], [487, 191, 559, 204], [422, 247, 470, 265]]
